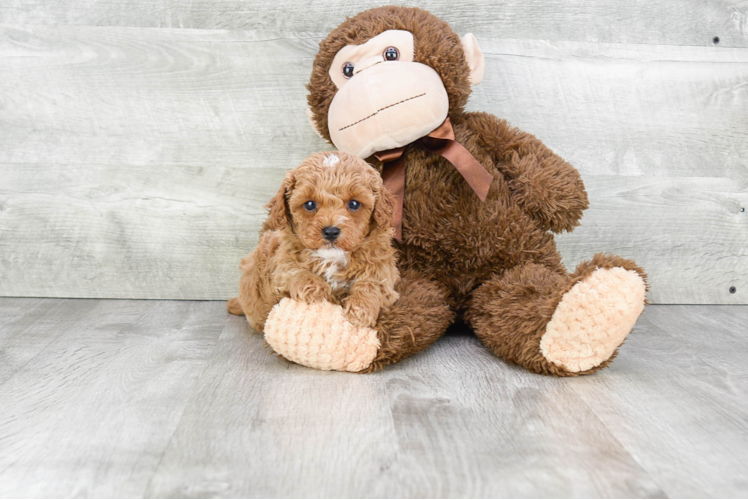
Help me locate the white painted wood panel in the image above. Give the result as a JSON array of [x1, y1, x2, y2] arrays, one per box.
[[556, 176, 748, 305], [2, 0, 747, 48], [475, 39, 748, 180], [0, 164, 277, 299], [0, 26, 327, 169], [1, 25, 746, 302], [1, 166, 745, 302]]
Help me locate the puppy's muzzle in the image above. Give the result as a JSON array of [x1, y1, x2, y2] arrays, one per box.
[[322, 226, 341, 242]]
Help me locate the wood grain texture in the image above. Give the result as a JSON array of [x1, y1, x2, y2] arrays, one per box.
[[0, 25, 326, 169], [144, 315, 400, 498], [557, 176, 748, 304], [1, 0, 747, 48], [1, 23, 747, 302], [2, 28, 747, 176], [369, 336, 664, 498], [145, 314, 666, 498], [3, 298, 748, 497], [0, 164, 278, 299], [0, 298, 92, 384], [475, 39, 748, 180], [0, 299, 225, 498], [568, 305, 748, 498]]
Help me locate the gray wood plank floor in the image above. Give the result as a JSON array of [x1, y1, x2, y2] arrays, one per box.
[[1, 299, 747, 498]]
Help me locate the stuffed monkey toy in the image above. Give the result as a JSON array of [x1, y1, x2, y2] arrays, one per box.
[[259, 6, 647, 376]]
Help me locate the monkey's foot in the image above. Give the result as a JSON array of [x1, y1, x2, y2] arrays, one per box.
[[540, 267, 646, 373], [264, 298, 380, 372]]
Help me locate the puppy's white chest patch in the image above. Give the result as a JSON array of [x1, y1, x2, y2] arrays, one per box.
[[310, 247, 349, 290]]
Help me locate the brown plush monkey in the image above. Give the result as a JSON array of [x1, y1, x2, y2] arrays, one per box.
[[263, 6, 647, 376]]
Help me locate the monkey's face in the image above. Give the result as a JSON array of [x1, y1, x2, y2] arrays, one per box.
[[307, 7, 486, 159], [327, 30, 450, 158]]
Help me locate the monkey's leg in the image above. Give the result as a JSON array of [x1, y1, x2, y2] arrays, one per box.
[[466, 254, 647, 376], [263, 270, 453, 372], [362, 270, 454, 372]]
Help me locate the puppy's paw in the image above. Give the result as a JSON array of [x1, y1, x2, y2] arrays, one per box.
[[343, 297, 379, 327], [290, 278, 332, 304]]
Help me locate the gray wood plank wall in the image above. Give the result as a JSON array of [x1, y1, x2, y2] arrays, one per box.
[[1, 1, 746, 303]]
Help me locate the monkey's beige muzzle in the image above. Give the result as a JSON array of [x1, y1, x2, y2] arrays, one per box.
[[327, 61, 449, 159]]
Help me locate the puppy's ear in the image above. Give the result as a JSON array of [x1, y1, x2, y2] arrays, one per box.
[[373, 184, 395, 231], [264, 172, 295, 231]]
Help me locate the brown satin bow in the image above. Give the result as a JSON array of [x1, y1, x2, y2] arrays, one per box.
[[374, 117, 493, 241]]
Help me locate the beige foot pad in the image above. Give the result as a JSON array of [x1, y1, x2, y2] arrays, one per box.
[[540, 267, 646, 373], [264, 298, 380, 372]]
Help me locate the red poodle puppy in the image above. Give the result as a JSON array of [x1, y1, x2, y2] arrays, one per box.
[[228, 151, 399, 333]]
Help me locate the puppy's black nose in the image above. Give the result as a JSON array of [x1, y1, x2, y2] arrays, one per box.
[[322, 226, 341, 242]]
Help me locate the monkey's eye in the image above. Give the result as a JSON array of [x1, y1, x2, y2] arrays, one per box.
[[347, 200, 361, 211], [303, 201, 317, 211], [342, 62, 355, 78], [383, 47, 399, 61]]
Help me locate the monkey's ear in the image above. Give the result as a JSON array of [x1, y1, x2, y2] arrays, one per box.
[[461, 33, 485, 86], [306, 107, 325, 139], [264, 172, 295, 231]]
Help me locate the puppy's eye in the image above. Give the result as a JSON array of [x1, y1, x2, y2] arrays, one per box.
[[347, 200, 361, 211], [383, 47, 399, 61], [342, 62, 355, 78], [303, 201, 317, 211]]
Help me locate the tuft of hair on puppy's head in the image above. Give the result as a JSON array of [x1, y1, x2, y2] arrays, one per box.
[[263, 151, 394, 252]]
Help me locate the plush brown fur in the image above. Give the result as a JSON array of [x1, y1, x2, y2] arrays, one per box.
[[466, 253, 648, 376], [307, 6, 648, 376], [228, 151, 399, 331], [361, 270, 454, 373], [308, 6, 471, 143]]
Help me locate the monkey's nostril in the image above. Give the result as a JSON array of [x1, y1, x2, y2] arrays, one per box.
[[322, 226, 341, 241]]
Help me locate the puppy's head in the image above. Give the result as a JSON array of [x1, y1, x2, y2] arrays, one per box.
[[265, 151, 393, 251]]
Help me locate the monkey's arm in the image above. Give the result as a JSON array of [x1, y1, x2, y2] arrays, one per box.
[[464, 112, 589, 233]]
